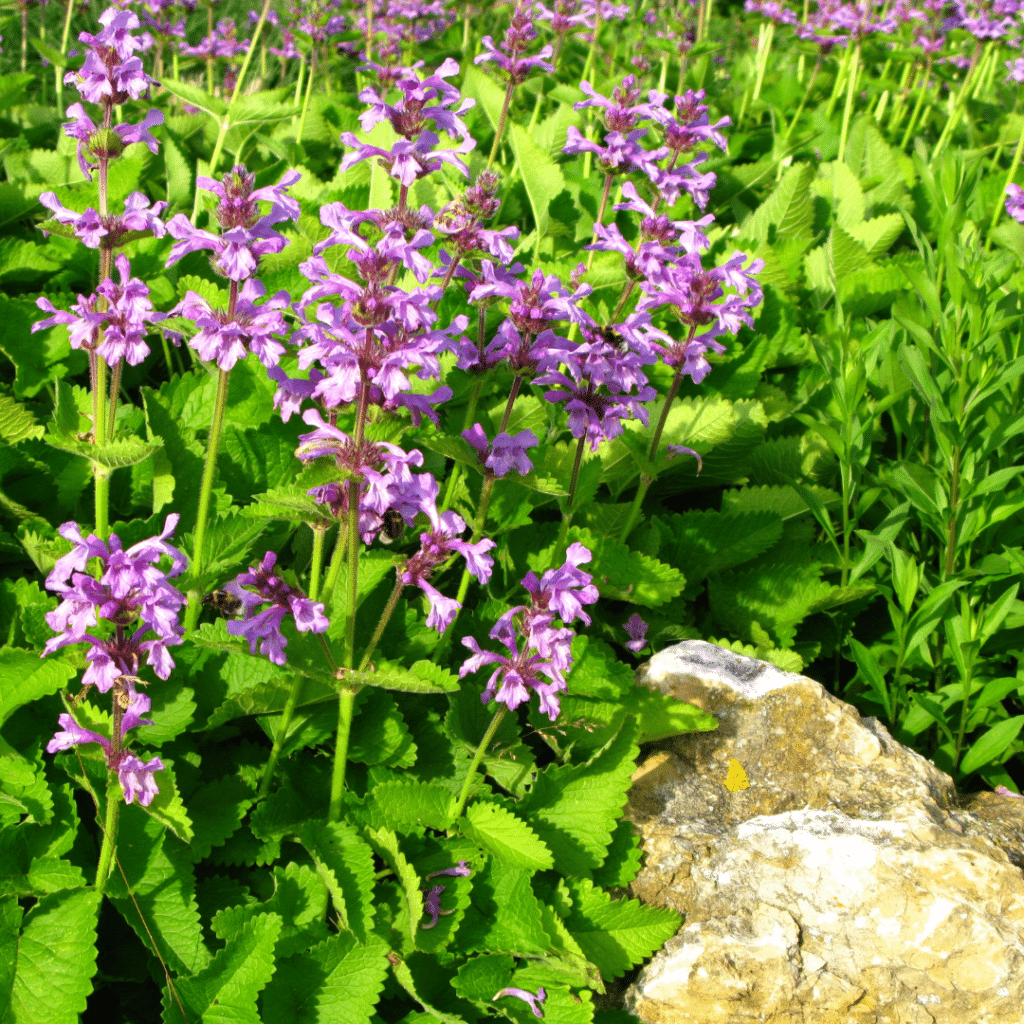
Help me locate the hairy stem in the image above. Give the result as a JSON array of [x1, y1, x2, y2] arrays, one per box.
[[451, 705, 508, 821], [93, 780, 120, 893]]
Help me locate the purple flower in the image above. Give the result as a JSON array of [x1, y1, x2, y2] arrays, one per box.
[[165, 165, 301, 281], [33, 253, 163, 365], [623, 612, 648, 652], [401, 487, 496, 633], [575, 76, 663, 132], [421, 885, 447, 928], [425, 861, 472, 879], [460, 545, 597, 720], [1005, 58, 1024, 83], [995, 785, 1024, 798], [339, 130, 473, 188], [646, 88, 732, 156], [475, 1, 554, 84], [63, 103, 164, 180], [39, 190, 167, 250], [175, 279, 290, 371], [43, 516, 187, 690], [1005, 184, 1024, 225], [492, 987, 546, 1019], [462, 424, 539, 477], [66, 8, 157, 106], [224, 551, 329, 666], [667, 444, 703, 471], [267, 365, 324, 422], [358, 56, 475, 143], [47, 690, 164, 806]]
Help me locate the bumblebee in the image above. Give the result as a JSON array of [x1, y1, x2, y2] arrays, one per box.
[[379, 507, 405, 544], [201, 589, 244, 619]]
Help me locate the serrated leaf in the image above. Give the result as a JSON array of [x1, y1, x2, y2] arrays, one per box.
[[107, 810, 210, 976], [562, 878, 680, 979], [453, 954, 516, 1004], [163, 912, 282, 1024], [590, 821, 644, 889], [0, 394, 44, 444], [261, 931, 390, 1024], [389, 953, 467, 1024], [357, 663, 460, 694], [5, 888, 100, 1024], [374, 781, 455, 832], [43, 431, 164, 469], [509, 122, 566, 246], [720, 483, 840, 521], [294, 820, 377, 943], [458, 860, 551, 956], [566, 637, 635, 700], [519, 718, 639, 876], [186, 774, 255, 861], [658, 509, 784, 585], [160, 78, 227, 118], [461, 802, 554, 871], [348, 688, 417, 768], [804, 225, 871, 295], [0, 649, 76, 728], [140, 759, 194, 843], [367, 827, 423, 945], [212, 861, 328, 959], [568, 527, 684, 608]]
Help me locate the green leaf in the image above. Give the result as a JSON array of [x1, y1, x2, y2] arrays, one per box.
[[590, 820, 644, 889], [140, 759, 194, 843], [567, 527, 685, 608], [958, 716, 1024, 777], [622, 686, 717, 743], [804, 225, 871, 295], [186, 774, 255, 861], [163, 912, 282, 1024], [261, 932, 390, 1024], [453, 954, 516, 1005], [389, 953, 467, 1024], [0, 394, 44, 444], [520, 718, 639, 876], [43, 431, 164, 469], [740, 162, 814, 244], [566, 637, 634, 700], [657, 509, 784, 585], [160, 78, 228, 118], [4, 888, 100, 1024], [357, 662, 460, 694], [29, 36, 66, 68], [348, 689, 417, 768], [241, 488, 334, 526], [373, 781, 456, 832], [296, 820, 376, 943], [461, 801, 554, 871], [0, 649, 76, 728], [847, 638, 891, 719], [107, 810, 210, 976], [720, 483, 841, 521], [508, 123, 567, 246], [562, 878, 680, 979], [366, 827, 423, 945], [458, 860, 551, 956], [212, 861, 328, 960]]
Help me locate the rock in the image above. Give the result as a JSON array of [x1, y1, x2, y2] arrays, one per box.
[[623, 640, 1024, 1024]]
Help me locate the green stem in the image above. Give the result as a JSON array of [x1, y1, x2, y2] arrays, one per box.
[[988, 129, 1024, 240], [487, 79, 516, 168], [451, 705, 508, 821], [566, 432, 587, 511], [296, 45, 316, 149], [258, 526, 328, 798], [837, 39, 861, 164], [933, 46, 982, 159], [56, 0, 74, 114], [899, 57, 931, 151], [783, 56, 820, 140], [93, 780, 120, 893], [825, 45, 852, 120], [182, 364, 232, 634], [581, 3, 602, 82], [585, 173, 614, 273], [106, 358, 123, 440], [322, 524, 348, 605], [618, 360, 688, 544], [328, 688, 357, 821], [357, 578, 405, 673]]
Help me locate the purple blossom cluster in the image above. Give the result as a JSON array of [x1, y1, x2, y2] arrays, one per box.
[[564, 82, 729, 209], [42, 515, 188, 806], [420, 861, 472, 928], [460, 543, 598, 720], [34, 254, 164, 366], [224, 551, 329, 665], [475, 0, 554, 84]]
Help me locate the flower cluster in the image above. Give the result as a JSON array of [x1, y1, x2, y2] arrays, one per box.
[[224, 551, 329, 665], [463, 423, 539, 477], [475, 0, 554, 84], [41, 515, 188, 807], [65, 6, 157, 105], [460, 543, 598, 720], [33, 253, 164, 366]]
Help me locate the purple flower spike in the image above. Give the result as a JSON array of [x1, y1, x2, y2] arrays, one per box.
[[492, 987, 546, 1019], [462, 424, 538, 477], [46, 691, 164, 806], [43, 516, 186, 689], [623, 612, 649, 653], [224, 551, 329, 666], [1005, 184, 1024, 225]]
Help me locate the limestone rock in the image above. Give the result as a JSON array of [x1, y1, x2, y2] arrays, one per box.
[[624, 640, 1024, 1024]]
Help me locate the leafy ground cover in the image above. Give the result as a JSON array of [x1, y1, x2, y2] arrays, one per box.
[[1, 0, 1023, 1020]]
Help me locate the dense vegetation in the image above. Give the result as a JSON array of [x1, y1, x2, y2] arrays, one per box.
[[1, 0, 1023, 1021]]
